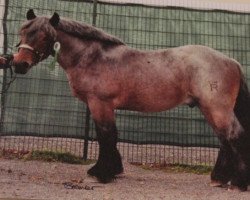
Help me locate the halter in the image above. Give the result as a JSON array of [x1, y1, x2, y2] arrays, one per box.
[[18, 43, 45, 62], [17, 42, 61, 70]]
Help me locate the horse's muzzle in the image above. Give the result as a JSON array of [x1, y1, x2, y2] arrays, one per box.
[[13, 62, 30, 74]]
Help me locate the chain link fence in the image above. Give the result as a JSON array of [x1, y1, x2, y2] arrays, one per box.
[[1, 0, 250, 166]]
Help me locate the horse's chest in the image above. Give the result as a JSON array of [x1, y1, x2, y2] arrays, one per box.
[[67, 75, 88, 102]]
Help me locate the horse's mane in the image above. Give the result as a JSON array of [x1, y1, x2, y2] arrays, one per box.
[[21, 16, 125, 46], [57, 18, 125, 45]]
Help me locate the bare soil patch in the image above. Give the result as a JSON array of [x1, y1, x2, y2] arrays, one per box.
[[0, 158, 250, 200]]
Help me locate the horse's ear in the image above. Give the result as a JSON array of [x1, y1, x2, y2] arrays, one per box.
[[26, 9, 36, 20], [49, 12, 60, 27]]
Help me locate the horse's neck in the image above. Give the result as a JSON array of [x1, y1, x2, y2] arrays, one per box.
[[56, 30, 102, 70]]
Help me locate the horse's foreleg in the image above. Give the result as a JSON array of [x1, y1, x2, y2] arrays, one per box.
[[86, 99, 123, 183], [87, 121, 123, 183]]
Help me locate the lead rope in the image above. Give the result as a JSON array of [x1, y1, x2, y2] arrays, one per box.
[[49, 42, 61, 70], [0, 73, 16, 94], [0, 42, 61, 94], [0, 55, 16, 94]]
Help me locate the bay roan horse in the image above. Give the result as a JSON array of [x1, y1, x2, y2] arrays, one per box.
[[13, 9, 250, 191]]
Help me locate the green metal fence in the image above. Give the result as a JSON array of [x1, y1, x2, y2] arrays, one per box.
[[1, 0, 250, 165]]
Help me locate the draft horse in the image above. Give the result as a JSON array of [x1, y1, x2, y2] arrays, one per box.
[[13, 10, 250, 191]]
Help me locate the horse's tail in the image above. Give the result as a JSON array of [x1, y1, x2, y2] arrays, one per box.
[[234, 67, 250, 134], [233, 63, 250, 183]]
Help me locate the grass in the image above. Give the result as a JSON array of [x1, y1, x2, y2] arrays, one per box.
[[1, 149, 212, 174], [165, 163, 212, 174], [0, 149, 95, 165], [132, 162, 213, 175], [24, 150, 95, 165]]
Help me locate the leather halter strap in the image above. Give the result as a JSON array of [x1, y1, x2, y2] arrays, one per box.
[[18, 43, 45, 61], [18, 44, 34, 51]]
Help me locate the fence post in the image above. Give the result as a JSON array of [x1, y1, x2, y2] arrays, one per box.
[[83, 0, 98, 161], [0, 0, 9, 132], [92, 0, 98, 26], [83, 107, 90, 161]]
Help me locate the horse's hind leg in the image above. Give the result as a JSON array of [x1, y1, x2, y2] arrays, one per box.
[[86, 98, 123, 183], [228, 129, 250, 191], [200, 107, 248, 191], [210, 140, 235, 187]]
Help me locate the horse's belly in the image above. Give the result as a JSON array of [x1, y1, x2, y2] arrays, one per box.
[[118, 90, 186, 112]]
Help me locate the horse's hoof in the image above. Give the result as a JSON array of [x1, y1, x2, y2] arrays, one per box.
[[87, 165, 116, 183], [210, 180, 229, 188], [97, 175, 115, 184], [87, 165, 97, 177], [88, 171, 115, 184], [114, 165, 124, 175], [228, 184, 247, 192], [87, 150, 123, 183], [210, 180, 224, 187], [88, 163, 123, 176]]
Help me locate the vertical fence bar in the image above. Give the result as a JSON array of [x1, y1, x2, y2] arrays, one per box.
[[92, 0, 98, 26], [83, 0, 98, 161], [83, 107, 90, 161], [0, 0, 9, 133]]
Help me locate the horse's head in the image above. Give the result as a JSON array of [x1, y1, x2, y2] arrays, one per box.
[[13, 9, 60, 74]]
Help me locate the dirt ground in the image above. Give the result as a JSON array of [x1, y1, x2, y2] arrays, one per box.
[[0, 158, 250, 200]]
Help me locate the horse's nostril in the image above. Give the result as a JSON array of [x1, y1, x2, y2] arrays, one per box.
[[14, 62, 30, 74]]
